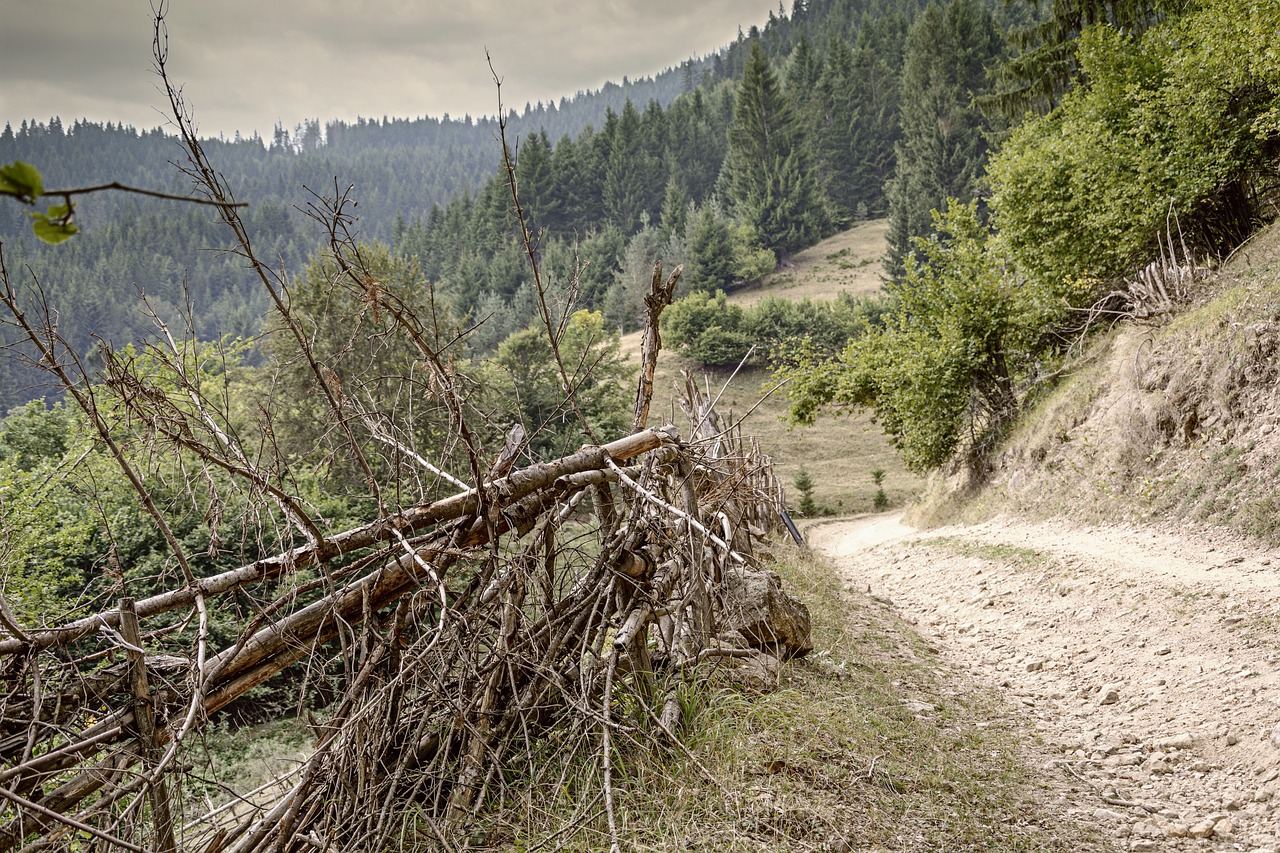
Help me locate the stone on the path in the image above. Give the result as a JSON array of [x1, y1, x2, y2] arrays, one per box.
[[1099, 683, 1122, 705], [1157, 733, 1194, 750]]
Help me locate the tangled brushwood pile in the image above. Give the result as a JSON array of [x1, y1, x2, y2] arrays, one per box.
[[0, 14, 810, 851], [0, 385, 808, 852]]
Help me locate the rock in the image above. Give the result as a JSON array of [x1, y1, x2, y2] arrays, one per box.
[[1187, 820, 1216, 839], [1025, 658, 1046, 672], [1127, 841, 1158, 851], [723, 649, 781, 693], [1163, 823, 1189, 838], [1227, 732, 1241, 746], [1099, 684, 1122, 705], [1212, 816, 1234, 839], [1092, 808, 1128, 822], [713, 629, 750, 649], [1157, 733, 1194, 750], [1269, 722, 1280, 749], [718, 566, 813, 658]]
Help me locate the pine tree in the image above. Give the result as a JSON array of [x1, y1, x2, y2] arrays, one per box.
[[684, 201, 737, 293], [604, 101, 660, 234], [723, 43, 829, 260], [515, 129, 558, 232], [658, 178, 691, 243], [884, 0, 1004, 279]]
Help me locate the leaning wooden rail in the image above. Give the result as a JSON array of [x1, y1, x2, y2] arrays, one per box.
[[0, 427, 675, 659]]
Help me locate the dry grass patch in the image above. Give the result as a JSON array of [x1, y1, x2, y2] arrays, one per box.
[[617, 343, 922, 517], [731, 220, 889, 307]]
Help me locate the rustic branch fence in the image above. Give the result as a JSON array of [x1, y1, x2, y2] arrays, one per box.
[[0, 369, 807, 852]]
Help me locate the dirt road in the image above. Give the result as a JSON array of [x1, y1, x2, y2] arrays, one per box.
[[810, 514, 1280, 852]]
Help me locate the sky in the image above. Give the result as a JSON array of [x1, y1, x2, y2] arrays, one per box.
[[1, 1, 780, 140]]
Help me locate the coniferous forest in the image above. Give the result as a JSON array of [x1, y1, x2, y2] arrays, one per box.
[[0, 0, 971, 411]]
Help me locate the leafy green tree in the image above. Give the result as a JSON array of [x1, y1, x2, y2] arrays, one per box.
[[661, 289, 754, 366], [988, 0, 1280, 293], [263, 242, 455, 484], [478, 310, 635, 456], [883, 0, 1005, 278], [786, 201, 1050, 472]]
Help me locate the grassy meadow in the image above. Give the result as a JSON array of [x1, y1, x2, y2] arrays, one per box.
[[624, 218, 923, 521]]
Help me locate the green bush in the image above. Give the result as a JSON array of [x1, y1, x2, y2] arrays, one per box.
[[662, 290, 881, 368], [783, 202, 1051, 472], [989, 2, 1280, 294]]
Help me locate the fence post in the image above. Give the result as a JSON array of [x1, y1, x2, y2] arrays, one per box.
[[119, 597, 177, 853]]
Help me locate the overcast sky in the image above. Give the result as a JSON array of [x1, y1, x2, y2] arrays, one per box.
[[0, 1, 779, 140]]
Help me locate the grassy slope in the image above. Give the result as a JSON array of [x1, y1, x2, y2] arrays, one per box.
[[625, 219, 923, 517], [912, 218, 1280, 543]]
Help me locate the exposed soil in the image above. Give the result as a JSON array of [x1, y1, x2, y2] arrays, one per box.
[[810, 513, 1280, 852]]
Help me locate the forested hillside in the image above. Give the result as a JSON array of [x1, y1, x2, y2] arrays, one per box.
[[0, 0, 1013, 411]]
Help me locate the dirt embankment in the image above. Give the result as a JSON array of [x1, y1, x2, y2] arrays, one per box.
[[812, 514, 1280, 852]]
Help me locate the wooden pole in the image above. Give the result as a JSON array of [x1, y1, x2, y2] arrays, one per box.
[[119, 598, 177, 853]]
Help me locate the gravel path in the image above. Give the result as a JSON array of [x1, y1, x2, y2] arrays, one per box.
[[810, 513, 1280, 852]]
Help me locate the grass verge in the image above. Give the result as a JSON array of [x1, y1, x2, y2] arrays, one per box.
[[463, 543, 1099, 852]]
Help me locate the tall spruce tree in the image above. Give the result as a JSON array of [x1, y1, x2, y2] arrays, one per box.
[[604, 100, 664, 234], [884, 0, 1004, 278], [722, 42, 829, 260], [515, 129, 557, 232], [684, 201, 737, 293]]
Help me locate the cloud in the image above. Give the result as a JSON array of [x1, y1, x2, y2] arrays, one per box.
[[0, 1, 777, 138]]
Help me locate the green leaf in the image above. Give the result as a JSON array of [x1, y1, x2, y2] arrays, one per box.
[[0, 161, 44, 202], [30, 213, 78, 244]]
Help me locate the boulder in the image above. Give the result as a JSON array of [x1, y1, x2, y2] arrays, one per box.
[[717, 565, 813, 659]]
